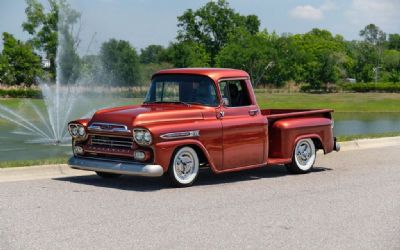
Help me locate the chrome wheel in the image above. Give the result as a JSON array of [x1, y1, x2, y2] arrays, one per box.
[[171, 147, 199, 186], [294, 139, 316, 171]]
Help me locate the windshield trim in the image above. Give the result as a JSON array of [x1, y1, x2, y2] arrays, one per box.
[[145, 74, 220, 107]]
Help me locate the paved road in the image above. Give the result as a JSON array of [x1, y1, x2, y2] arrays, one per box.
[[1, 146, 399, 250]]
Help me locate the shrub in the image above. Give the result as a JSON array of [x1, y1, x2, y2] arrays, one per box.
[[339, 82, 400, 92], [0, 88, 42, 98]]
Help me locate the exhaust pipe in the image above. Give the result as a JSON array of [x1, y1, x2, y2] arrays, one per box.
[[333, 137, 340, 152]]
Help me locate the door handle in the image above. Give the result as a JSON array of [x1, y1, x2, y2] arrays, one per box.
[[249, 109, 258, 116], [217, 111, 224, 119]]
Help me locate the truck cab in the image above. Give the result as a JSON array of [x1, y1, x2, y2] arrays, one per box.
[[68, 68, 340, 187]]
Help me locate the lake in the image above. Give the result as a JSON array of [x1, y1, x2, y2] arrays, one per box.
[[0, 112, 399, 162]]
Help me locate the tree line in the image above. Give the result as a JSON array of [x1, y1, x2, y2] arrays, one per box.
[[0, 0, 400, 89]]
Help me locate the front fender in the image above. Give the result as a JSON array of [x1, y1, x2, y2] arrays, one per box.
[[154, 139, 220, 173]]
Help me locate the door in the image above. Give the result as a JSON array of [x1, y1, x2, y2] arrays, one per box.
[[218, 79, 267, 170]]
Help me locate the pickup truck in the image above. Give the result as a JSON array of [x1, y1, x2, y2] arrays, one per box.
[[68, 68, 340, 187]]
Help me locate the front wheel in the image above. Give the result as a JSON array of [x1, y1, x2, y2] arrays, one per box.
[[285, 138, 316, 174], [168, 147, 200, 187]]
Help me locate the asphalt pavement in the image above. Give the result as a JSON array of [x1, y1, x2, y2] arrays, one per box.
[[1, 144, 399, 249]]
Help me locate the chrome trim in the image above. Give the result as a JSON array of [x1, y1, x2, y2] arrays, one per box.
[[91, 135, 133, 149], [68, 123, 88, 141], [334, 137, 341, 152], [160, 130, 200, 140], [88, 122, 131, 133], [68, 156, 163, 177], [133, 128, 152, 146], [218, 77, 249, 82]]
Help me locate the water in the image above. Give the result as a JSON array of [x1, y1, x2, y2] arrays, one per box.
[[333, 113, 400, 136], [0, 111, 399, 161]]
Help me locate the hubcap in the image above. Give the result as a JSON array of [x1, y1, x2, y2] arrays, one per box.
[[173, 148, 198, 184], [294, 139, 315, 171]]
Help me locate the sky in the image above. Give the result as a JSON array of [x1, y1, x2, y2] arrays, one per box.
[[0, 0, 399, 55]]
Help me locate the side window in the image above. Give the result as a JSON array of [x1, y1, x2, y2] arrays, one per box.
[[219, 80, 251, 107]]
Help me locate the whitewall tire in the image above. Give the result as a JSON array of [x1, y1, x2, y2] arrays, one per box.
[[285, 138, 316, 174], [168, 147, 200, 187]]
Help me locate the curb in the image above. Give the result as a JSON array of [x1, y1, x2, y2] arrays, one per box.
[[339, 136, 400, 151], [1, 136, 400, 183], [0, 164, 92, 183]]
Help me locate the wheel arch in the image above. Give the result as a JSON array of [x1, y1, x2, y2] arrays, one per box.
[[154, 139, 218, 173], [291, 134, 324, 158]]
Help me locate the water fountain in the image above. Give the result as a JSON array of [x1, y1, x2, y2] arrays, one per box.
[[0, 7, 86, 145]]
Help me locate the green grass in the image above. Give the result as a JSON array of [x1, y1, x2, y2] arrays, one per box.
[[337, 132, 400, 142], [0, 156, 69, 168], [2, 92, 400, 112], [255, 92, 400, 112]]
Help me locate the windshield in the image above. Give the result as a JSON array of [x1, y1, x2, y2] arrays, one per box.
[[144, 74, 218, 107]]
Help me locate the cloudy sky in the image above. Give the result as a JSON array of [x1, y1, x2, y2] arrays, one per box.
[[0, 0, 399, 55]]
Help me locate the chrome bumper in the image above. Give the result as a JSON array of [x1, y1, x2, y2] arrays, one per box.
[[333, 137, 341, 152], [68, 156, 164, 177]]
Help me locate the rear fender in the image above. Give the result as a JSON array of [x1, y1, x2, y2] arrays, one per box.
[[269, 117, 333, 159], [292, 134, 325, 157]]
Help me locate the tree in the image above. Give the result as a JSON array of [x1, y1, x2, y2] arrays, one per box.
[[382, 50, 400, 82], [166, 41, 210, 68], [140, 45, 166, 64], [22, 0, 81, 81], [99, 39, 141, 86], [216, 29, 274, 87], [177, 0, 260, 63], [359, 24, 386, 82], [290, 29, 348, 88], [0, 32, 43, 85], [388, 34, 400, 50]]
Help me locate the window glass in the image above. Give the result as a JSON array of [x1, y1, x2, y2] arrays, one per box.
[[219, 80, 251, 107], [144, 74, 218, 106]]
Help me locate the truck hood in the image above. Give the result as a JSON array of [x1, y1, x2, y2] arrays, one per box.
[[89, 104, 205, 129]]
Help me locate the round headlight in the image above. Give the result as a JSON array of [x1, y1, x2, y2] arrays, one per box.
[[71, 126, 78, 136], [135, 131, 144, 141], [78, 126, 85, 136], [144, 131, 151, 142], [133, 128, 152, 146]]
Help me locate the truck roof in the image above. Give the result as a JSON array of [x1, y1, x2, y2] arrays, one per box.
[[153, 68, 250, 82]]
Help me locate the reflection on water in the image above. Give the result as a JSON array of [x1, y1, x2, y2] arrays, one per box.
[[0, 112, 399, 161], [333, 112, 400, 136]]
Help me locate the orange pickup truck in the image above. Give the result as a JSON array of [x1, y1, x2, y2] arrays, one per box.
[[68, 68, 340, 187]]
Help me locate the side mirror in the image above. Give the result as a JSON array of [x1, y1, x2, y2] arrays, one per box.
[[222, 97, 229, 106]]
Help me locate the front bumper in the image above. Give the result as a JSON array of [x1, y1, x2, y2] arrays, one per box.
[[68, 156, 164, 177]]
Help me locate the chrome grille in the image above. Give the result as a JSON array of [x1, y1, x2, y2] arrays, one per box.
[[91, 135, 133, 149]]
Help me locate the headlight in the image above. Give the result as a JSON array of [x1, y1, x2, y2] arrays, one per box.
[[68, 124, 87, 140], [133, 128, 152, 146], [78, 126, 86, 136]]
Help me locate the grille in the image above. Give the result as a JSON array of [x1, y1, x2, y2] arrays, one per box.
[[91, 135, 133, 149]]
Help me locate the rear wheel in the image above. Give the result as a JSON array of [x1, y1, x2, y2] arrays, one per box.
[[96, 172, 121, 178], [168, 147, 199, 187], [285, 138, 316, 174]]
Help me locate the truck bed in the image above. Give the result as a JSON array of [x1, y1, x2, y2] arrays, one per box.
[[261, 109, 333, 122]]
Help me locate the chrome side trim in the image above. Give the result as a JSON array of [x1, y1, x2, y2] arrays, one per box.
[[160, 130, 200, 140], [88, 122, 131, 133], [68, 156, 163, 177]]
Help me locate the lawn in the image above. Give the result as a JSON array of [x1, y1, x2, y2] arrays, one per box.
[[255, 92, 400, 112]]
